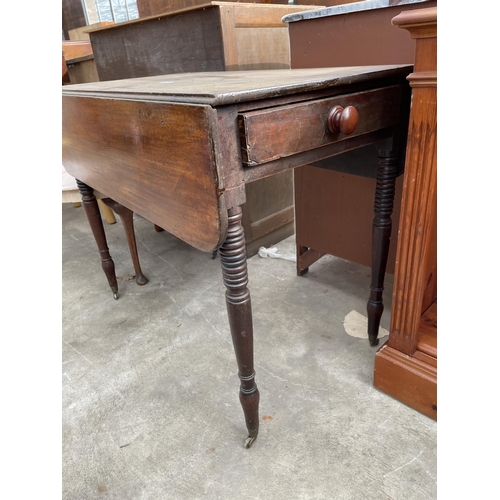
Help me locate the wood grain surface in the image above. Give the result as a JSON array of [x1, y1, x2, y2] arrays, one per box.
[[90, 7, 226, 81], [62, 40, 93, 61], [62, 66, 412, 105], [239, 85, 402, 165], [374, 6, 437, 420], [374, 343, 437, 419], [388, 8, 437, 356], [62, 97, 226, 252]]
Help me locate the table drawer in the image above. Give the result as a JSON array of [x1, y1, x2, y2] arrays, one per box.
[[239, 85, 402, 166]]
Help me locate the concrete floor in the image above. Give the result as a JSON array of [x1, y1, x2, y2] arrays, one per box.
[[62, 203, 437, 500]]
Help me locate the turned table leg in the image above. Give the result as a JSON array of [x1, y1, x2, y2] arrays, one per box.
[[101, 198, 148, 286], [367, 153, 398, 346], [219, 206, 260, 448], [76, 180, 119, 299]]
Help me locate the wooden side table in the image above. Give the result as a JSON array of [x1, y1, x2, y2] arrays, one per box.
[[63, 65, 412, 446], [373, 6, 437, 420]]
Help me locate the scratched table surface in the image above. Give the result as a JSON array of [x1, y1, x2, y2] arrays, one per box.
[[61, 65, 410, 105]]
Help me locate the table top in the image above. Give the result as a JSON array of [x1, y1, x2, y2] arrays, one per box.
[[61, 65, 412, 106], [282, 0, 431, 23]]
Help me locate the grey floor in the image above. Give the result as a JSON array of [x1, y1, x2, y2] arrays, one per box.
[[62, 203, 437, 500]]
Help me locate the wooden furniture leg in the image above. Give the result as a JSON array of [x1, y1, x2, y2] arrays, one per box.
[[297, 245, 309, 276], [367, 152, 399, 346], [101, 198, 149, 286], [296, 245, 325, 277], [76, 180, 119, 299], [219, 206, 259, 448], [97, 199, 116, 224]]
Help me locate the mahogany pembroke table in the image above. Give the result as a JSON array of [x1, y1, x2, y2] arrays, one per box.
[[62, 66, 411, 447]]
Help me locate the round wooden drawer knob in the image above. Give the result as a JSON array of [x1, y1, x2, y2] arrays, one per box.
[[327, 105, 359, 135]]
